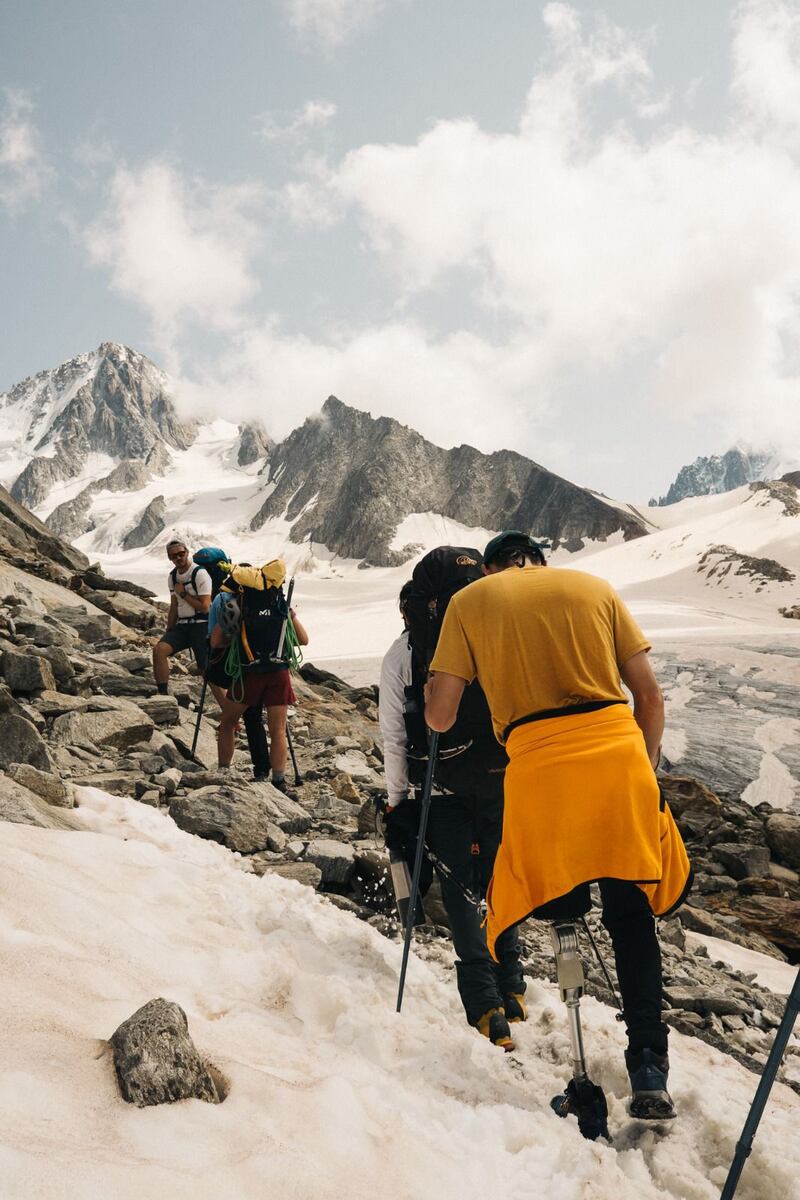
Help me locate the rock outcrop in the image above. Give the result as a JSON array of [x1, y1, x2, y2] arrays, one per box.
[[122, 495, 167, 551], [655, 446, 782, 506]]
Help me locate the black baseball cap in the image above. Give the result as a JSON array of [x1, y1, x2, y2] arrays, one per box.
[[483, 530, 546, 566]]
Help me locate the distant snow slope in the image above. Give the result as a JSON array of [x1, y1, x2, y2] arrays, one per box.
[[1, 788, 798, 1200]]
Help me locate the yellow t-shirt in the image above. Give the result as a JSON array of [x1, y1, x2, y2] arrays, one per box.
[[429, 567, 650, 741]]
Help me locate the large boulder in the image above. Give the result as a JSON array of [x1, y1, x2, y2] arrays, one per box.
[[707, 894, 800, 956], [764, 813, 800, 870], [110, 998, 221, 1108], [1, 648, 56, 694], [0, 774, 81, 830], [0, 712, 54, 771], [137, 694, 181, 726], [169, 783, 309, 853], [7, 762, 73, 807], [50, 699, 154, 753], [304, 838, 356, 885], [83, 588, 160, 631]]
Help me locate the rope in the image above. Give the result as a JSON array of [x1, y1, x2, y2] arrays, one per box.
[[283, 614, 304, 673], [224, 637, 245, 703]]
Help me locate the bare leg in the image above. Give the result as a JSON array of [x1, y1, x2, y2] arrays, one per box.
[[218, 697, 248, 766], [266, 705, 288, 776], [152, 641, 175, 687], [209, 683, 228, 709]]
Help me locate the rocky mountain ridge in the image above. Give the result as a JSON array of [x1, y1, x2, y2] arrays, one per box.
[[654, 446, 789, 506], [252, 396, 649, 565], [2, 344, 650, 570]]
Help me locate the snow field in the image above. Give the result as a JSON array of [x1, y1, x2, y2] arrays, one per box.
[[1, 789, 799, 1200]]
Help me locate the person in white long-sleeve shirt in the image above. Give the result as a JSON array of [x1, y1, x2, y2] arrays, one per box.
[[378, 580, 525, 1049]]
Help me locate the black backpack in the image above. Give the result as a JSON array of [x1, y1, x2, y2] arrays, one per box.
[[402, 546, 507, 802], [237, 580, 290, 673]]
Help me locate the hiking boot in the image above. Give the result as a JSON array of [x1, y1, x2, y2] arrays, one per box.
[[271, 776, 298, 799], [625, 1048, 676, 1120], [504, 992, 527, 1023], [253, 773, 269, 783], [476, 1008, 514, 1052]]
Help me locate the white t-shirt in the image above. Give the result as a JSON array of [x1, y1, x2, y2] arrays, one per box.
[[169, 564, 212, 620]]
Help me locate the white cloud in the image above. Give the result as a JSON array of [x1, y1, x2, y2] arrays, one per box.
[[176, 318, 553, 455], [733, 0, 800, 148], [0, 90, 52, 211], [277, 2, 800, 456], [256, 99, 338, 142], [84, 162, 264, 359], [281, 0, 388, 49]]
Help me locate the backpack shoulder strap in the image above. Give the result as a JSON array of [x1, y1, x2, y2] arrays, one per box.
[[186, 566, 201, 594], [169, 567, 177, 588]]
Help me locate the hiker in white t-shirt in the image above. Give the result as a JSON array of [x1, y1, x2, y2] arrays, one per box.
[[152, 540, 213, 696]]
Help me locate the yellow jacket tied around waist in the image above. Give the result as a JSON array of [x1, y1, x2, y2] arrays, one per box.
[[485, 703, 690, 958]]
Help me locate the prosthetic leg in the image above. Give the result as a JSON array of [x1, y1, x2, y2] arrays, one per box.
[[548, 922, 610, 1141]]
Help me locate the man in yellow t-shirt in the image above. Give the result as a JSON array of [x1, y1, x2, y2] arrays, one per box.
[[426, 529, 691, 1121]]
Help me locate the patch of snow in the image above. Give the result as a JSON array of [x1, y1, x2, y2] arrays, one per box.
[[2, 787, 799, 1200]]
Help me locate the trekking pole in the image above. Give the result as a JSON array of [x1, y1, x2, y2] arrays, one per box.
[[580, 917, 625, 1021], [719, 968, 800, 1200], [191, 643, 210, 757], [396, 730, 439, 1014], [286, 722, 302, 786]]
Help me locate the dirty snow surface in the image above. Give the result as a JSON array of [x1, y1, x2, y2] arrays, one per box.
[[1, 788, 798, 1200]]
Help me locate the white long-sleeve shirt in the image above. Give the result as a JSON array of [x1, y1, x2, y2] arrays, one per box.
[[378, 631, 413, 807]]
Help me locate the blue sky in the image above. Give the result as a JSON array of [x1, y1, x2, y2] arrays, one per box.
[[1, 0, 798, 499]]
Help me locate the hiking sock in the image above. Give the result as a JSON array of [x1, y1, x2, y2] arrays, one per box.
[[272, 772, 285, 785], [157, 682, 169, 695]]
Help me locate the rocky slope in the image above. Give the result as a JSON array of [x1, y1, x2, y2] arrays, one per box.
[[0, 504, 798, 1094], [251, 396, 649, 565], [654, 446, 784, 506]]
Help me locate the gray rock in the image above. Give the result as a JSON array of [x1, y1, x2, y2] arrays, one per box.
[[51, 700, 154, 753], [170, 786, 302, 853], [138, 790, 162, 807], [153, 768, 181, 795], [0, 713, 54, 772], [765, 813, 800, 870], [89, 673, 154, 697], [33, 645, 75, 686], [7, 762, 73, 807], [0, 774, 81, 829], [711, 843, 770, 880], [304, 838, 356, 885], [74, 771, 139, 797], [257, 861, 322, 887], [122, 495, 166, 551], [50, 606, 112, 643], [1, 649, 56, 693], [110, 998, 220, 1108], [138, 694, 181, 726]]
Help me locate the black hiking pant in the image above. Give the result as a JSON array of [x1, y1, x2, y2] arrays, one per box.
[[425, 793, 525, 1027], [534, 878, 667, 1055], [243, 704, 270, 778]]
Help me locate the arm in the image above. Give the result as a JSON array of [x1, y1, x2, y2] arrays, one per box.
[[166, 592, 178, 630], [424, 671, 467, 733], [619, 650, 664, 769], [290, 608, 309, 646], [378, 638, 411, 807], [180, 590, 211, 616]]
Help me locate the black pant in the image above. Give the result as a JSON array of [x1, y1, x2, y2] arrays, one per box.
[[243, 704, 270, 778], [534, 878, 667, 1055], [425, 794, 525, 1026]]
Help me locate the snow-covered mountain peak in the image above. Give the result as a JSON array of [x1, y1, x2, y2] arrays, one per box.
[[653, 444, 798, 507]]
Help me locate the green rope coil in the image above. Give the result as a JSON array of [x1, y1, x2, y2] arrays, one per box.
[[224, 637, 245, 703], [284, 615, 303, 673]]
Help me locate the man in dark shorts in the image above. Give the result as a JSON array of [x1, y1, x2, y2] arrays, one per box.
[[152, 540, 213, 696], [211, 602, 308, 793]]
